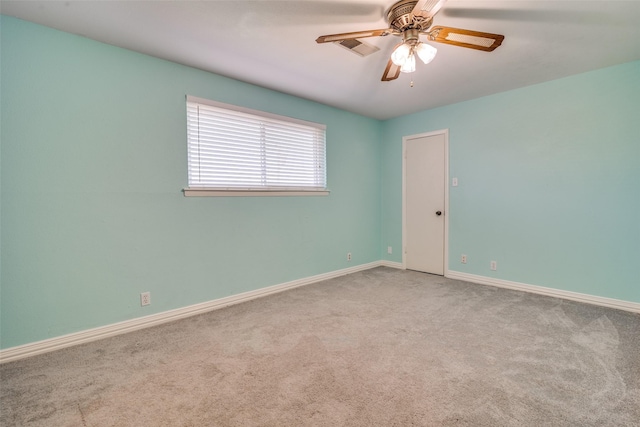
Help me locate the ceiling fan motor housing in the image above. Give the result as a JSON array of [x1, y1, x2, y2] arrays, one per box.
[[387, 0, 433, 32], [403, 28, 421, 45]]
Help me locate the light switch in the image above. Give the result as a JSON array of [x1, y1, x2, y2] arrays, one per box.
[[452, 177, 458, 187]]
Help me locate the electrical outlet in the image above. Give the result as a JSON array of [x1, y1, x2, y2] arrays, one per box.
[[140, 292, 151, 306], [387, 246, 392, 254], [490, 261, 497, 271], [461, 254, 467, 264], [347, 252, 352, 261]]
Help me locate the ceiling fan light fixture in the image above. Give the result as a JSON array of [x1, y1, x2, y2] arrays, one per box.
[[415, 42, 437, 64], [391, 34, 437, 74], [391, 43, 412, 66], [400, 52, 416, 73]]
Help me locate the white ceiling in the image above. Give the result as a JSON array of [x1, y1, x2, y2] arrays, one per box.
[[2, 0, 639, 120]]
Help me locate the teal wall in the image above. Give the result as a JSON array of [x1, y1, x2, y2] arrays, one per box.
[[0, 16, 381, 349], [2, 16, 638, 350], [381, 60, 640, 303]]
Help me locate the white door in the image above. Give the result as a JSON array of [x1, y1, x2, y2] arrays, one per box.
[[404, 131, 447, 275]]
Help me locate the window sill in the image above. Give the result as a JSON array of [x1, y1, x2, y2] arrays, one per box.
[[183, 188, 330, 197]]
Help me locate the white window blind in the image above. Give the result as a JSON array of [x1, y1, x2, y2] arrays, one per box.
[[186, 96, 326, 192]]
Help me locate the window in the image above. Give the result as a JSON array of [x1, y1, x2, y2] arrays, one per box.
[[184, 96, 327, 196]]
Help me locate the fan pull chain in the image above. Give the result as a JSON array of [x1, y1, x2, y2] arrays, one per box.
[[410, 80, 414, 88]]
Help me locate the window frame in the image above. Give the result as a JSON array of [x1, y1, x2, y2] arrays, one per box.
[[184, 95, 329, 197]]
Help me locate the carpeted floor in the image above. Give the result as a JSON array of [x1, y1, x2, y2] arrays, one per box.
[[1, 267, 639, 426]]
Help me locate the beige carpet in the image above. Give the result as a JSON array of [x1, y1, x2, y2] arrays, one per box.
[[1, 267, 639, 426]]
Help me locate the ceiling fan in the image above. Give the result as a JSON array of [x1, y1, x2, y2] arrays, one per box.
[[316, 0, 504, 81]]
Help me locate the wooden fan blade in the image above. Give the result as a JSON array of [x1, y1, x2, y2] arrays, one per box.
[[381, 59, 401, 81], [316, 29, 392, 43], [411, 0, 448, 20], [428, 26, 504, 51]]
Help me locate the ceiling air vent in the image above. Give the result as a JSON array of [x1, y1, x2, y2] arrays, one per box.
[[335, 39, 380, 57]]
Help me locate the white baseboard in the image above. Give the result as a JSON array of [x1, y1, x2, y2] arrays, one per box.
[[446, 270, 640, 314], [0, 261, 382, 364], [379, 260, 403, 269], [5, 263, 635, 363]]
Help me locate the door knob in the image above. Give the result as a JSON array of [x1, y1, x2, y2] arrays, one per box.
[[436, 211, 442, 216]]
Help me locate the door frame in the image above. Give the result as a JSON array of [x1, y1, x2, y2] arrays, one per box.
[[402, 129, 450, 274]]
